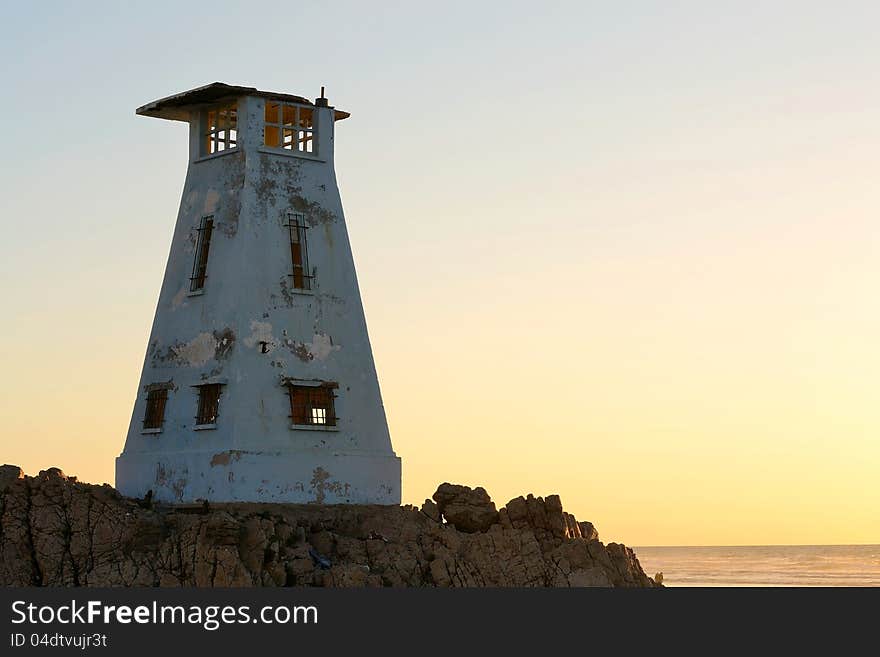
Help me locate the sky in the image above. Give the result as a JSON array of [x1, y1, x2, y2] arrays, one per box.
[[1, 1, 878, 546]]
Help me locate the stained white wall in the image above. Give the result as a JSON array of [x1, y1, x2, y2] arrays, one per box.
[[116, 93, 401, 504]]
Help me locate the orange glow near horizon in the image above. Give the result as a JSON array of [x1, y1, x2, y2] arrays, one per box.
[[1, 2, 879, 548]]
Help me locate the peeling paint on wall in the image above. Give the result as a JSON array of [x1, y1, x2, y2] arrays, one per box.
[[288, 341, 312, 363], [256, 154, 304, 206], [155, 462, 190, 502], [213, 328, 235, 359], [243, 320, 275, 352], [210, 450, 245, 467], [309, 466, 351, 504], [171, 477, 187, 501], [307, 332, 339, 360], [152, 327, 236, 367], [171, 332, 218, 367], [282, 332, 340, 362], [295, 196, 338, 227], [278, 277, 294, 306]]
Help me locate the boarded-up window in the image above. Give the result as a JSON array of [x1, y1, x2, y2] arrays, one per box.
[[285, 212, 312, 290], [204, 103, 238, 155], [265, 101, 315, 154], [196, 384, 223, 426], [190, 215, 214, 292], [288, 384, 336, 426], [143, 388, 168, 430]]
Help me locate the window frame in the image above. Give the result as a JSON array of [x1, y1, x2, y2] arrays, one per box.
[[264, 100, 316, 155], [286, 381, 338, 429], [202, 102, 238, 156], [285, 212, 313, 290], [194, 383, 223, 429], [190, 215, 214, 293], [142, 386, 169, 432]]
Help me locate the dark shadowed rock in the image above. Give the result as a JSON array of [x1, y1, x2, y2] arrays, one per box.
[[432, 483, 499, 533], [421, 499, 441, 522], [0, 465, 24, 491]]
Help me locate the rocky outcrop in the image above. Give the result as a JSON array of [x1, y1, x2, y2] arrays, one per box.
[[432, 483, 499, 533], [0, 466, 657, 588]]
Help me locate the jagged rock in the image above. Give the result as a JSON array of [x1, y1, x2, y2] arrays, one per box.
[[38, 467, 68, 480], [579, 521, 599, 541], [421, 499, 441, 522], [432, 483, 499, 533], [0, 465, 658, 588], [0, 464, 23, 491]]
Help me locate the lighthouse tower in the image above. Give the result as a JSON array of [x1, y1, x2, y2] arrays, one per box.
[[116, 83, 401, 504]]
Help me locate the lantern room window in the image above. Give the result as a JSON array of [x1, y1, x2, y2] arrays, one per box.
[[264, 101, 315, 154], [203, 103, 238, 155]]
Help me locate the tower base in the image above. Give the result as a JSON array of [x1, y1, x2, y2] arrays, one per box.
[[115, 449, 401, 505]]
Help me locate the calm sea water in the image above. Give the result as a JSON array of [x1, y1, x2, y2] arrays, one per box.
[[634, 544, 880, 587]]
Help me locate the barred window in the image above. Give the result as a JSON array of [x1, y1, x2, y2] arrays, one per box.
[[203, 103, 237, 155], [143, 388, 168, 430], [195, 383, 223, 426], [285, 212, 312, 290], [288, 384, 336, 427], [190, 215, 214, 292], [264, 101, 315, 154]]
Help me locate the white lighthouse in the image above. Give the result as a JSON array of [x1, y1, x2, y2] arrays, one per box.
[[116, 83, 401, 505]]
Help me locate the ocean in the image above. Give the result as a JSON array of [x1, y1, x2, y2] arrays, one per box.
[[634, 544, 880, 587]]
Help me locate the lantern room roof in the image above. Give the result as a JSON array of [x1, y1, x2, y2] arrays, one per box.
[[135, 82, 350, 122]]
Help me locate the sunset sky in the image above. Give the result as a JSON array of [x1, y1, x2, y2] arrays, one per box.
[[1, 1, 878, 546]]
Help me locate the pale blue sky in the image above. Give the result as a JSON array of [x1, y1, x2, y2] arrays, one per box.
[[2, 2, 879, 544]]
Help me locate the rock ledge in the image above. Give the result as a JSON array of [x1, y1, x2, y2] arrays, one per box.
[[0, 466, 657, 588]]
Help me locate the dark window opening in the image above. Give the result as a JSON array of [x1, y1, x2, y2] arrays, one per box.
[[285, 212, 312, 290], [143, 388, 168, 430], [196, 383, 223, 426], [288, 384, 336, 426], [190, 215, 214, 292]]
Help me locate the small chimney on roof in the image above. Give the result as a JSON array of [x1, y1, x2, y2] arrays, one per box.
[[315, 85, 328, 107]]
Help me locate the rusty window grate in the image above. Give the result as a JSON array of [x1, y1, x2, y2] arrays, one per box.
[[287, 384, 336, 426], [143, 388, 168, 430], [285, 212, 312, 290], [190, 215, 214, 292], [204, 103, 237, 155], [195, 383, 223, 426], [264, 101, 315, 154]]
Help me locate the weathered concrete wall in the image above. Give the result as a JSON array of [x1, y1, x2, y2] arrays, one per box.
[[116, 450, 400, 504], [117, 93, 401, 504]]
